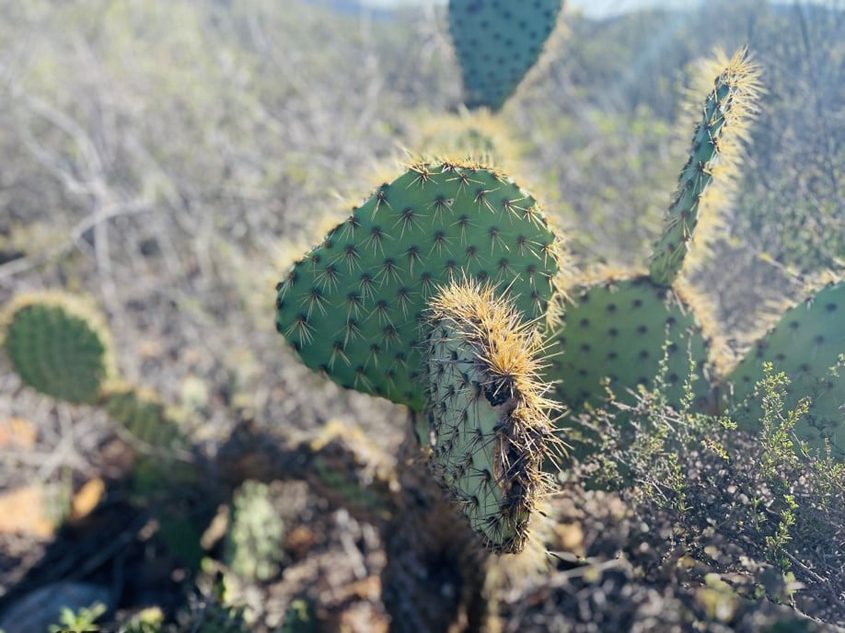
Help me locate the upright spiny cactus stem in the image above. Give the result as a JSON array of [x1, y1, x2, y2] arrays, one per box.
[[1, 292, 112, 404], [725, 280, 844, 458], [449, 0, 563, 111], [274, 160, 561, 410], [424, 280, 559, 552], [649, 48, 761, 286]]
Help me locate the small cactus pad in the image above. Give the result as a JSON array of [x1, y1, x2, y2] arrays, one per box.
[[449, 0, 562, 111], [101, 384, 184, 450], [546, 276, 712, 413], [424, 281, 558, 552], [413, 110, 520, 164], [275, 161, 561, 410], [2, 293, 110, 404], [649, 48, 760, 286], [726, 281, 844, 458], [225, 480, 285, 582]]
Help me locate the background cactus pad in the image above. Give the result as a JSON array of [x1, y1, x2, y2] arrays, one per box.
[[547, 276, 713, 413], [448, 0, 563, 110], [2, 293, 111, 404], [727, 280, 844, 458]]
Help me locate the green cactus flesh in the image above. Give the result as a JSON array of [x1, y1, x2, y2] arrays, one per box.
[[448, 0, 562, 111], [102, 387, 184, 449], [4, 302, 107, 404], [274, 161, 560, 411], [648, 49, 759, 286], [726, 281, 844, 458], [547, 277, 712, 414]]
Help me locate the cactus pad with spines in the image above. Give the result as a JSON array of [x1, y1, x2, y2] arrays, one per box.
[[274, 161, 561, 411], [547, 276, 713, 413], [449, 0, 562, 111], [2, 293, 110, 404], [726, 281, 844, 458], [424, 281, 557, 552], [649, 48, 760, 286]]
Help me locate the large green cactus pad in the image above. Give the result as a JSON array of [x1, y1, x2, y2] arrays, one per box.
[[726, 281, 844, 458], [425, 281, 555, 552], [3, 296, 109, 404], [547, 277, 713, 413], [275, 161, 560, 410], [449, 0, 562, 111]]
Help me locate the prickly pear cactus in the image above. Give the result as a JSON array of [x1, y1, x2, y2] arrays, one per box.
[[424, 281, 557, 552], [449, 0, 563, 110], [726, 280, 844, 458], [224, 480, 285, 582], [274, 160, 561, 410], [2, 293, 111, 404], [544, 50, 760, 418]]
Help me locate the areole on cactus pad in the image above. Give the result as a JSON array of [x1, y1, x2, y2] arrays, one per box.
[[546, 274, 715, 415]]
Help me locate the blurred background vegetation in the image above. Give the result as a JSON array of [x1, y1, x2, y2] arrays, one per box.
[[0, 0, 843, 631]]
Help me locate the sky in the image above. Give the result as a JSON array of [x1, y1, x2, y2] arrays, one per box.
[[359, 0, 703, 18]]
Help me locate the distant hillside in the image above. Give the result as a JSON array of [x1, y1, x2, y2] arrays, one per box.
[[302, 0, 395, 20]]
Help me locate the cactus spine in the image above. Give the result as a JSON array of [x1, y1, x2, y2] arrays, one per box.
[[546, 275, 714, 417], [649, 48, 761, 286]]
